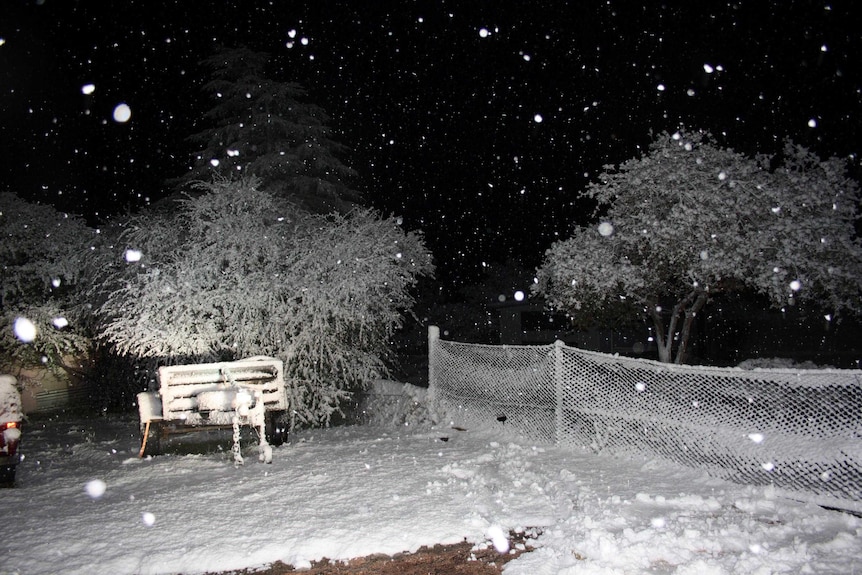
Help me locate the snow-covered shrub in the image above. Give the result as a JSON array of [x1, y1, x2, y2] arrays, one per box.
[[0, 192, 92, 302], [93, 176, 434, 427], [279, 208, 434, 427], [0, 193, 96, 373], [0, 302, 92, 374], [535, 130, 862, 364]]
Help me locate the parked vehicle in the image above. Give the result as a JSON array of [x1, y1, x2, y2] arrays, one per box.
[[0, 375, 23, 485], [136, 357, 289, 463]]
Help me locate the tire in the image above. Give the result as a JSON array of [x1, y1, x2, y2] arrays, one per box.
[[139, 421, 163, 457], [264, 411, 288, 446], [0, 464, 16, 486]]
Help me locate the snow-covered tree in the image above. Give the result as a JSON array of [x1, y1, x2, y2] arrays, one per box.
[[0, 193, 96, 373], [93, 176, 433, 427], [0, 193, 91, 304], [534, 130, 862, 364], [0, 302, 93, 375], [174, 46, 360, 214]]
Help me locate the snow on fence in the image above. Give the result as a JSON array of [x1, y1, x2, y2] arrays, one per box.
[[427, 326, 862, 513]]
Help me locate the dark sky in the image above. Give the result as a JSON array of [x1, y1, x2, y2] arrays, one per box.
[[2, 1, 860, 291]]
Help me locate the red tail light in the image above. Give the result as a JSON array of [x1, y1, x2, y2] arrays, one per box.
[[1, 419, 21, 460]]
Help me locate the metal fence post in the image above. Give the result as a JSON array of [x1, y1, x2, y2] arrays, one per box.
[[427, 325, 440, 408]]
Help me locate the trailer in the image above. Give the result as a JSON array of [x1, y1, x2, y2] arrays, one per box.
[[136, 357, 288, 463]]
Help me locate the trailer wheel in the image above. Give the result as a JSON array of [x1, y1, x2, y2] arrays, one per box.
[[264, 411, 288, 446], [139, 420, 163, 457], [0, 464, 16, 486]]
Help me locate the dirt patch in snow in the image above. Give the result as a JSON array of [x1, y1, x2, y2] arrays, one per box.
[[207, 531, 538, 575]]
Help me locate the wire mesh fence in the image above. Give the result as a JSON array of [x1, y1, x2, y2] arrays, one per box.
[[428, 326, 862, 513]]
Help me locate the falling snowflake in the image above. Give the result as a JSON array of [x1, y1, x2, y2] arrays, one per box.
[[124, 249, 142, 262], [85, 479, 107, 499], [487, 525, 509, 553], [113, 103, 132, 123], [13, 317, 37, 343], [747, 433, 764, 444]]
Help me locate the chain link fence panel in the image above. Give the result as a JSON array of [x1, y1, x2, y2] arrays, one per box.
[[428, 326, 862, 513]]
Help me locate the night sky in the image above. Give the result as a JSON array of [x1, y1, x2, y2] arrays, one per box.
[[2, 1, 860, 292]]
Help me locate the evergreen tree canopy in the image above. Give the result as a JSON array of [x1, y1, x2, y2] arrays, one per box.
[[175, 46, 360, 214]]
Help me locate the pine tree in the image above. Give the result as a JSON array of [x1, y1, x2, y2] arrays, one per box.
[[175, 46, 360, 213]]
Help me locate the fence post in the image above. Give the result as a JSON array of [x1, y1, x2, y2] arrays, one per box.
[[427, 325, 440, 408], [554, 339, 564, 445]]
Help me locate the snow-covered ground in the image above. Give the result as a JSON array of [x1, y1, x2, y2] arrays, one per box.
[[2, 382, 861, 575]]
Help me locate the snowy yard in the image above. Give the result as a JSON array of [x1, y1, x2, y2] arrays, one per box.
[[2, 396, 861, 575]]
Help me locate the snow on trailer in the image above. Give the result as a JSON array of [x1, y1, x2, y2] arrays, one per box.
[[136, 357, 289, 464]]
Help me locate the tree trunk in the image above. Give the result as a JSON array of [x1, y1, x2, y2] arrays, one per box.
[[649, 289, 708, 364], [648, 303, 673, 363], [656, 339, 672, 363], [650, 312, 673, 363], [674, 292, 709, 364]]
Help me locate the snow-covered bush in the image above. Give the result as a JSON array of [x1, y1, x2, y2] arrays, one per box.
[[0, 302, 92, 374], [534, 130, 862, 364], [0, 192, 92, 302], [0, 193, 96, 373], [280, 207, 434, 427], [93, 176, 434, 427]]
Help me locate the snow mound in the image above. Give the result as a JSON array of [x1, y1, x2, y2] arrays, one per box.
[[737, 357, 831, 370], [356, 379, 437, 428], [4, 411, 862, 574]]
